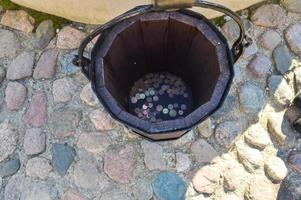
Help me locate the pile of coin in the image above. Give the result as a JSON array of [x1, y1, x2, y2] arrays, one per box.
[[129, 72, 193, 122]]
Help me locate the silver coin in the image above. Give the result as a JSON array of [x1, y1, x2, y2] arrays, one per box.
[[168, 104, 173, 109], [140, 93, 146, 99], [142, 104, 148, 110], [156, 105, 163, 112], [131, 97, 138, 104], [159, 90, 164, 95], [174, 103, 179, 108], [149, 90, 155, 96], [163, 108, 169, 114], [181, 104, 187, 110], [145, 91, 150, 96], [178, 110, 184, 115], [169, 109, 177, 118], [153, 96, 159, 102], [147, 97, 152, 103], [149, 103, 153, 108]]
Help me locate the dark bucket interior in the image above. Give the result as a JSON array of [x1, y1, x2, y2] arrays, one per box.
[[94, 11, 233, 138], [103, 13, 221, 117]]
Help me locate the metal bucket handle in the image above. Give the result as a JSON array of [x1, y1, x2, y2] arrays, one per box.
[[73, 0, 252, 78]]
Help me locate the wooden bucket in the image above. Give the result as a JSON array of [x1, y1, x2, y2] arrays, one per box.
[[74, 1, 251, 140]]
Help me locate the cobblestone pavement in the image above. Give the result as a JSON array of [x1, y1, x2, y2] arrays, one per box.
[[0, 1, 301, 200]]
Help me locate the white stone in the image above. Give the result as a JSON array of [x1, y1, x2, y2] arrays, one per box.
[[265, 156, 288, 182]]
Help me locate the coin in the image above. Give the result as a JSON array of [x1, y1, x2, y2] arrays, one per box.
[[178, 110, 184, 115], [156, 105, 163, 112], [181, 104, 187, 110], [140, 93, 146, 99], [168, 104, 173, 109], [169, 109, 177, 118], [142, 104, 148, 110], [153, 96, 159, 101], [147, 97, 152, 102], [131, 97, 138, 104], [174, 103, 179, 108], [163, 108, 169, 114], [149, 103, 153, 108]]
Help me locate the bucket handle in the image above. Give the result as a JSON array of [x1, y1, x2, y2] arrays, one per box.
[[73, 0, 251, 78]]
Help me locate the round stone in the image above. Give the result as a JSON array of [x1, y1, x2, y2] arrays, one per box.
[[273, 45, 293, 74], [0, 29, 21, 58], [141, 140, 167, 170], [0, 158, 20, 178], [236, 144, 263, 172], [57, 26, 86, 49], [104, 145, 135, 183], [33, 49, 59, 79], [24, 20, 55, 50], [247, 54, 272, 78], [192, 166, 220, 194], [89, 109, 114, 131], [52, 143, 76, 175], [1, 10, 34, 33], [72, 160, 106, 190], [6, 51, 35, 80], [23, 128, 46, 155], [238, 83, 266, 114], [259, 30, 281, 51], [0, 121, 17, 162], [215, 120, 243, 149], [5, 81, 27, 111], [251, 4, 286, 28], [265, 156, 288, 182], [244, 124, 272, 149], [26, 157, 52, 180], [285, 23, 301, 56], [191, 139, 219, 164], [152, 172, 187, 200], [49, 107, 82, 138], [25, 92, 48, 128], [77, 132, 111, 154], [53, 77, 77, 103]]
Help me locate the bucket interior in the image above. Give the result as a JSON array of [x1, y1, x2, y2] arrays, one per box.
[[101, 12, 222, 122]]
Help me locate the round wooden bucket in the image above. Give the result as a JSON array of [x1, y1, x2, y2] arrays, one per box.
[[74, 1, 251, 140]]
